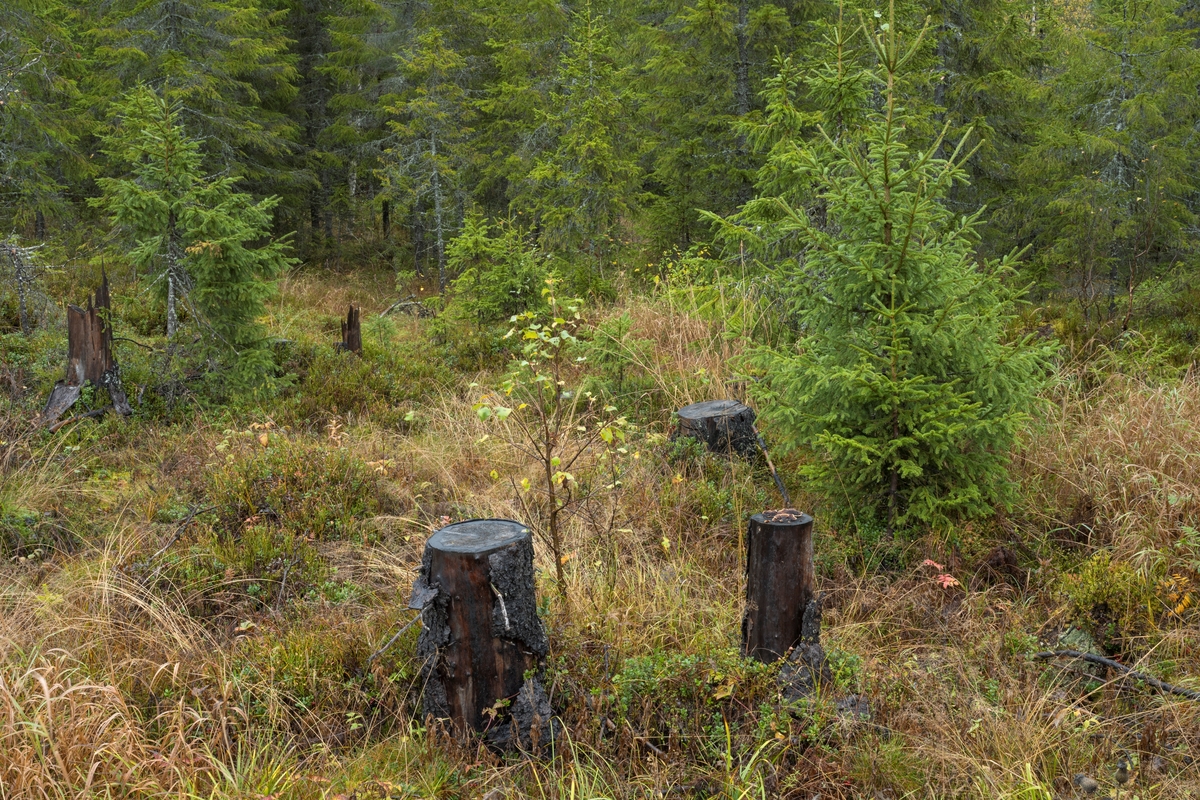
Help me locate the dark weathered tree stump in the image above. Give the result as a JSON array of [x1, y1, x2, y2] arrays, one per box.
[[675, 399, 758, 457], [409, 519, 554, 750], [41, 273, 132, 426], [743, 509, 816, 662], [339, 304, 362, 354]]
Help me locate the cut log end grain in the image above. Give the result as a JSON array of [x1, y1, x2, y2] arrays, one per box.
[[761, 508, 807, 524]]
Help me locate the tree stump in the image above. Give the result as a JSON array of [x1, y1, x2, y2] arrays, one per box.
[[339, 304, 362, 354], [742, 509, 815, 662], [40, 273, 132, 426], [409, 519, 554, 750], [675, 399, 758, 457]]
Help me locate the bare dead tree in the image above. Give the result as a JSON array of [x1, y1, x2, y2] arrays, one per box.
[[0, 238, 46, 336]]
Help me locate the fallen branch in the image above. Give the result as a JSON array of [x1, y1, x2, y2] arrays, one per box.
[[753, 425, 791, 508], [48, 405, 113, 433], [113, 336, 156, 351], [626, 720, 667, 759], [380, 295, 434, 318], [1032, 650, 1200, 702]]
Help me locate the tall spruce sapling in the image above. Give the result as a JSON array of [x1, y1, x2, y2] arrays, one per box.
[[94, 86, 294, 392], [716, 7, 1053, 533]]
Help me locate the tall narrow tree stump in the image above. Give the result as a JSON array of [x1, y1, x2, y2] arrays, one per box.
[[409, 519, 554, 750], [675, 399, 758, 457], [339, 304, 362, 354], [40, 273, 132, 426], [742, 509, 815, 662]]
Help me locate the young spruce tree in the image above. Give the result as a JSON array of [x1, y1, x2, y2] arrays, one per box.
[[95, 86, 294, 392], [722, 9, 1053, 532]]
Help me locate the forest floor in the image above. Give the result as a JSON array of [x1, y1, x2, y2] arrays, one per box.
[[2, 267, 1199, 799]]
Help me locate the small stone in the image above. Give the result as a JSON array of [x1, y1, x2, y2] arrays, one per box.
[[835, 694, 871, 720]]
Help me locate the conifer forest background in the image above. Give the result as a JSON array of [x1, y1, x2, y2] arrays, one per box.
[[4, 0, 1200, 797]]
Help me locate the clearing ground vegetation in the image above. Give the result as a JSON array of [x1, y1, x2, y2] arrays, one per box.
[[1, 270, 1198, 799]]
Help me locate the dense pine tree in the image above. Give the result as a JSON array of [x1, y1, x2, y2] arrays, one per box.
[[0, 0, 89, 235], [382, 28, 476, 291], [1010, 0, 1200, 332], [84, 0, 298, 192], [523, 3, 643, 276]]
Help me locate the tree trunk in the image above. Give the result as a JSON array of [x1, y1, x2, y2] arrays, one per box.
[[339, 304, 362, 354], [382, 199, 391, 239], [675, 399, 758, 457], [734, 0, 751, 202], [412, 207, 426, 277], [166, 210, 181, 338], [347, 159, 357, 228], [410, 519, 555, 751], [432, 134, 447, 292], [2, 242, 33, 336], [742, 509, 815, 662], [734, 0, 750, 120], [322, 169, 334, 243]]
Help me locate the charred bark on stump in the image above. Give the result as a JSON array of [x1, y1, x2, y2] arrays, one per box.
[[409, 519, 555, 751], [743, 509, 815, 662], [41, 273, 132, 426], [675, 399, 758, 457], [339, 304, 362, 354]]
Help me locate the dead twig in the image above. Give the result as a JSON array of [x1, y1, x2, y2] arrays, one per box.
[[275, 556, 301, 611], [1032, 650, 1200, 702], [365, 609, 425, 668], [140, 505, 215, 583], [48, 405, 114, 433]]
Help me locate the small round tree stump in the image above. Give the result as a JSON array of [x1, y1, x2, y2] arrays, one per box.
[[409, 519, 554, 750], [675, 399, 757, 457], [742, 509, 815, 662]]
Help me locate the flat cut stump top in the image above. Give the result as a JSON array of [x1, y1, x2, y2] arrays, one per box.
[[677, 399, 751, 420], [427, 519, 531, 554]]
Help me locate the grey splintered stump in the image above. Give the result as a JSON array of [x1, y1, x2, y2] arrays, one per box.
[[410, 519, 554, 751], [675, 399, 758, 457], [742, 509, 816, 662]]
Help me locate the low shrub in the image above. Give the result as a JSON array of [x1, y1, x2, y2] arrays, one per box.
[[207, 435, 380, 541]]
